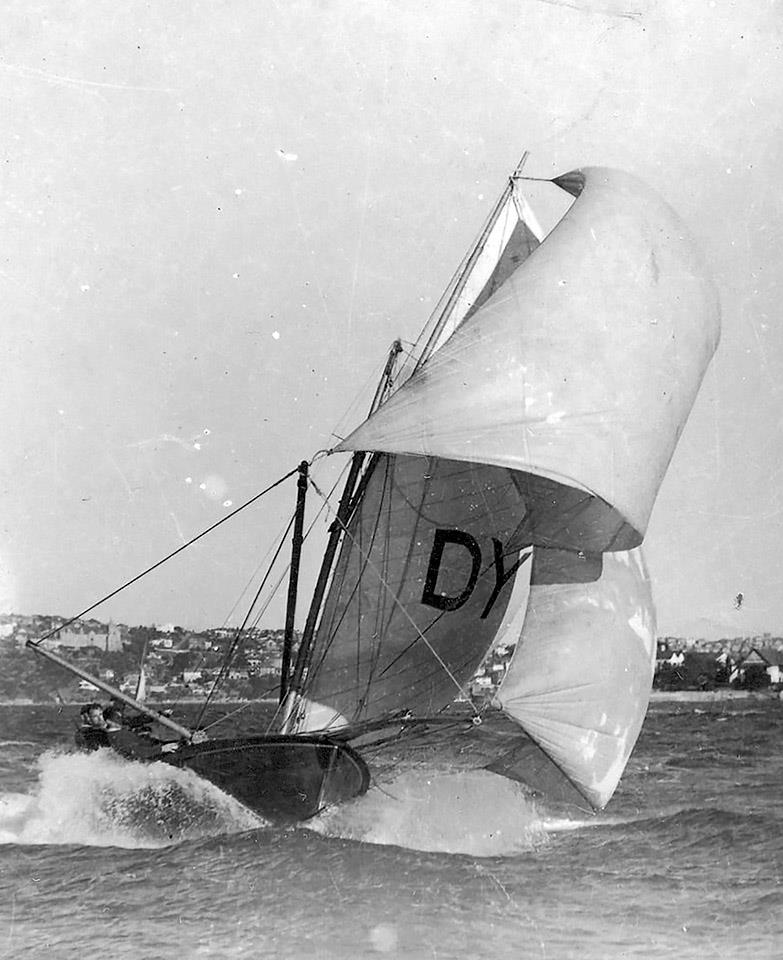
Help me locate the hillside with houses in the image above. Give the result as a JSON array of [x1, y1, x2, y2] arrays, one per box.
[[469, 634, 783, 699], [652, 635, 783, 692], [0, 613, 288, 704], [2, 612, 783, 704]]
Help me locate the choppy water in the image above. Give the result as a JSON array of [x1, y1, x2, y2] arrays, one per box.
[[0, 699, 781, 959]]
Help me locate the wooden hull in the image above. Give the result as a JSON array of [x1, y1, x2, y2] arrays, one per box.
[[164, 734, 370, 824], [76, 730, 370, 824]]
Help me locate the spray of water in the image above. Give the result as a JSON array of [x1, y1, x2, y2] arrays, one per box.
[[0, 748, 263, 848], [0, 748, 590, 854], [311, 769, 550, 856]]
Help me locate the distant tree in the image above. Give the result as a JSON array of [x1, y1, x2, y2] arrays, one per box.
[[168, 652, 193, 678], [738, 664, 770, 690]]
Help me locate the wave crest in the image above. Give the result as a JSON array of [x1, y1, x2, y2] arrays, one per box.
[[0, 748, 262, 848]]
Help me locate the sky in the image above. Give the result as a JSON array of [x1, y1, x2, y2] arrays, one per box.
[[1, 0, 781, 638]]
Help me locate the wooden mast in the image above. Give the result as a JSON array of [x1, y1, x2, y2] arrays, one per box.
[[284, 339, 403, 719], [279, 460, 308, 704]]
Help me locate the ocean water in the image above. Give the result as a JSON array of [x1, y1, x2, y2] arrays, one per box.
[[0, 700, 781, 959]]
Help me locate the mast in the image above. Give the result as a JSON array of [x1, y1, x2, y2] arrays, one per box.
[[369, 338, 403, 412], [284, 339, 403, 714], [286, 452, 364, 702], [26, 640, 195, 741], [279, 460, 308, 704]]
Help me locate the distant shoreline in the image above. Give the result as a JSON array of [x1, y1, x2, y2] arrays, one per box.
[[649, 689, 780, 702], [1, 691, 779, 708], [0, 698, 278, 708]]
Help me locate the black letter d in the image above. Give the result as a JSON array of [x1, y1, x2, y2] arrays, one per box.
[[421, 529, 482, 612]]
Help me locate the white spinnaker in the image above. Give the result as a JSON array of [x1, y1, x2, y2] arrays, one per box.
[[494, 547, 656, 809]]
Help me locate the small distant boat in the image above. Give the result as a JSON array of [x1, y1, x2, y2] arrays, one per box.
[[133, 639, 148, 703], [29, 155, 719, 821]]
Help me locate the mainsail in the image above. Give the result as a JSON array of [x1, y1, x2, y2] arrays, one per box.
[[291, 454, 534, 731], [287, 165, 720, 809]]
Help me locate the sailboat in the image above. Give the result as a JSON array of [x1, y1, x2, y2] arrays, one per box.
[[29, 157, 719, 822]]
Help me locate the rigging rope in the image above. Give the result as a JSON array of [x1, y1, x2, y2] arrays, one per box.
[[31, 465, 300, 646], [193, 456, 352, 736], [194, 510, 296, 729], [194, 453, 347, 730]]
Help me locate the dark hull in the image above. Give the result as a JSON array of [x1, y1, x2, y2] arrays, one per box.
[[164, 734, 369, 824], [77, 730, 370, 824]]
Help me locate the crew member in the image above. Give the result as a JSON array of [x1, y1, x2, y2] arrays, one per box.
[[102, 706, 181, 761], [75, 702, 110, 750]]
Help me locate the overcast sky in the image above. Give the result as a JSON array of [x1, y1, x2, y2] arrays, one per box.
[[2, 1, 781, 638]]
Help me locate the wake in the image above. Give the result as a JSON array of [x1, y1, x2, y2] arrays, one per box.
[[0, 748, 262, 848], [311, 769, 552, 856]]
